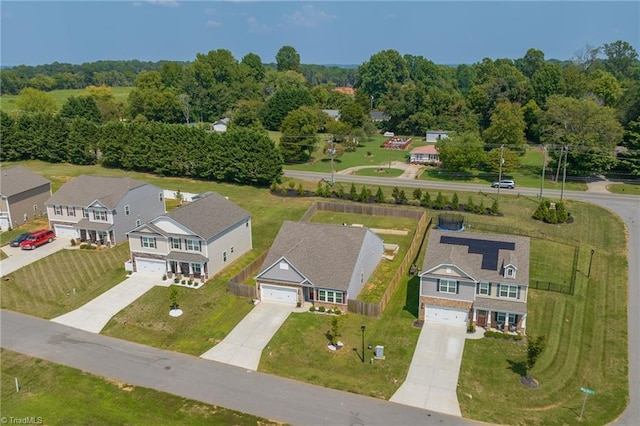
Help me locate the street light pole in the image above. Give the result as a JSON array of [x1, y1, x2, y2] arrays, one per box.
[[561, 145, 568, 202], [360, 324, 366, 363], [588, 249, 595, 278], [329, 138, 336, 185], [539, 145, 547, 200], [497, 144, 504, 202]]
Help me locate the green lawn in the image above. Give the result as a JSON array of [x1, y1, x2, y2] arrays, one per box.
[[607, 182, 640, 195], [353, 167, 405, 177], [0, 243, 130, 319], [0, 86, 133, 114], [0, 216, 50, 247], [1, 350, 281, 426]]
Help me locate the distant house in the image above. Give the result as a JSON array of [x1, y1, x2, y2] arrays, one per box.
[[46, 175, 165, 245], [426, 130, 450, 143], [322, 109, 340, 121], [409, 145, 440, 165], [333, 87, 356, 96], [370, 111, 390, 122], [211, 118, 230, 133], [255, 221, 383, 307], [419, 229, 530, 333], [0, 166, 51, 230], [127, 192, 252, 282]]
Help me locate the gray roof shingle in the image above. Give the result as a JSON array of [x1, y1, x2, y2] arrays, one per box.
[[422, 229, 530, 285], [165, 192, 250, 240], [258, 221, 374, 291], [46, 175, 150, 209], [0, 166, 50, 197]]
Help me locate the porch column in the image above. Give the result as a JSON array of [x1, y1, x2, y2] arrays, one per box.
[[472, 308, 477, 326], [188, 263, 193, 276], [486, 311, 492, 327]]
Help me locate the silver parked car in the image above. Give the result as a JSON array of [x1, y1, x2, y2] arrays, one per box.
[[491, 179, 515, 189]]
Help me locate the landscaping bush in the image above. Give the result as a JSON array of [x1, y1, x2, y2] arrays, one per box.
[[490, 199, 499, 215], [484, 330, 496, 338], [383, 196, 396, 204], [407, 199, 421, 206], [452, 192, 459, 210], [333, 309, 341, 315], [533, 199, 571, 224], [288, 180, 296, 190], [70, 238, 76, 246], [465, 196, 474, 212], [374, 186, 384, 203], [349, 183, 358, 200], [434, 192, 446, 209], [420, 191, 431, 208], [309, 306, 316, 312], [318, 306, 326, 312], [413, 188, 423, 200], [296, 183, 306, 196], [337, 183, 346, 198]]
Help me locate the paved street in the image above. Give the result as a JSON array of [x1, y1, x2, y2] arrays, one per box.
[[0, 310, 475, 426]]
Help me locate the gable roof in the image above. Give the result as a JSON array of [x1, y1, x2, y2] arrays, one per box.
[[46, 175, 150, 209], [410, 145, 438, 155], [258, 221, 378, 291], [370, 110, 390, 121], [0, 166, 50, 197], [422, 229, 530, 285], [163, 192, 250, 240]]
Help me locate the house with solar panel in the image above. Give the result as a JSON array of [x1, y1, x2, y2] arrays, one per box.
[[419, 229, 530, 333]]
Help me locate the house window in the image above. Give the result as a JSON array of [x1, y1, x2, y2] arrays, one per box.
[[438, 279, 458, 294], [185, 239, 201, 251], [360, 270, 364, 284], [124, 205, 130, 216], [159, 192, 164, 202], [499, 284, 519, 299], [140, 236, 156, 249], [67, 206, 75, 216], [497, 312, 517, 325], [318, 289, 343, 304], [93, 210, 107, 221], [246, 221, 249, 228], [135, 219, 141, 227], [33, 205, 38, 211], [223, 251, 227, 262], [54, 205, 62, 215], [82, 208, 89, 219], [192, 263, 202, 275], [230, 246, 234, 254], [171, 238, 181, 249], [279, 261, 289, 270], [505, 267, 515, 279], [477, 282, 490, 296]]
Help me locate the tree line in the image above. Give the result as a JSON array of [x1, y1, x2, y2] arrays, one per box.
[[0, 111, 282, 186], [3, 41, 639, 177]]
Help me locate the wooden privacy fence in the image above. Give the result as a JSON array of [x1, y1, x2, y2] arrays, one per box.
[[348, 214, 431, 317], [307, 201, 426, 221], [226, 251, 267, 298]]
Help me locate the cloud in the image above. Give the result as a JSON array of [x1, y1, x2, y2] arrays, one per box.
[[206, 20, 223, 28], [132, 0, 180, 8], [247, 16, 269, 33], [285, 5, 334, 28]]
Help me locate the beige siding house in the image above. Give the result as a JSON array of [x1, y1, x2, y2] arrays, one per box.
[[127, 192, 252, 285], [0, 166, 51, 230]]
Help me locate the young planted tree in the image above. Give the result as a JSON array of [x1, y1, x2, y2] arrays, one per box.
[[434, 192, 446, 210], [329, 316, 341, 346], [526, 335, 547, 375], [451, 192, 459, 210], [490, 199, 499, 215], [349, 183, 358, 200], [465, 196, 474, 212], [413, 188, 423, 201], [375, 186, 384, 203], [421, 191, 431, 208]]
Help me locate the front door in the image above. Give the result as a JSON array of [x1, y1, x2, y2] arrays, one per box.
[[477, 309, 488, 327]]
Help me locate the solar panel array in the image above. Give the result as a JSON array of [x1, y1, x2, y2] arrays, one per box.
[[440, 235, 516, 271]]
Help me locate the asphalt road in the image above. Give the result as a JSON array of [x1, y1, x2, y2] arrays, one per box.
[[285, 170, 640, 426], [0, 310, 475, 426]]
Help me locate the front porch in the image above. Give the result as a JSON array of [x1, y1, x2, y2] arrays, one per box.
[[166, 251, 209, 283], [473, 308, 526, 334], [80, 229, 115, 247]]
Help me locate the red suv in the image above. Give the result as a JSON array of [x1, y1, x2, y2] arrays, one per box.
[[20, 229, 56, 250]]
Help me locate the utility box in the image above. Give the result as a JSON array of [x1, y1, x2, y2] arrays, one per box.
[[375, 345, 385, 359]]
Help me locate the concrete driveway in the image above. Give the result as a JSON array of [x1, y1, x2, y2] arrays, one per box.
[[391, 321, 467, 417], [0, 238, 69, 277], [200, 301, 295, 370], [51, 273, 165, 333]]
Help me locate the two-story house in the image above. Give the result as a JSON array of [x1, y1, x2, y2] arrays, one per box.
[[255, 221, 384, 307], [0, 166, 51, 230], [126, 192, 252, 282], [46, 175, 165, 245], [419, 229, 530, 333]]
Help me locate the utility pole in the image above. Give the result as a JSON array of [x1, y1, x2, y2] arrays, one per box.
[[539, 145, 547, 200], [497, 144, 504, 202], [560, 145, 568, 202], [329, 138, 336, 185]]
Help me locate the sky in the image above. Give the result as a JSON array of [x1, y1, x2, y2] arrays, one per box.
[[1, 1, 638, 67]]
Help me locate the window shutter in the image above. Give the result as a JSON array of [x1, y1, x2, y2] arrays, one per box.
[[476, 283, 479, 295], [140, 236, 143, 246], [456, 282, 459, 294], [489, 283, 492, 296], [517, 286, 521, 299], [153, 238, 156, 248]]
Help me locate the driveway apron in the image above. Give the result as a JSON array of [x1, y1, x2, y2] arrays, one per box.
[[391, 321, 466, 417], [200, 301, 294, 371], [51, 273, 162, 333]]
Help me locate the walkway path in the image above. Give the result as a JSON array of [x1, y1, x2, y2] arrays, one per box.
[[51, 273, 165, 333]]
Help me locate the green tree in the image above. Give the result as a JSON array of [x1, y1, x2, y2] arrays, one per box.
[[515, 48, 545, 79], [15, 88, 57, 113], [521, 100, 542, 142], [617, 120, 640, 177], [339, 102, 366, 129], [220, 127, 283, 185], [421, 191, 431, 208], [465, 196, 474, 212], [483, 147, 521, 173], [241, 52, 265, 81], [490, 200, 499, 215], [437, 132, 485, 171], [349, 183, 358, 200], [276, 46, 301, 72], [451, 192, 459, 210], [526, 336, 547, 375], [482, 102, 527, 154], [375, 186, 384, 203], [60, 96, 102, 123], [232, 99, 265, 128], [356, 49, 409, 101], [434, 192, 446, 210], [67, 118, 99, 165], [588, 70, 622, 106], [413, 188, 423, 201], [531, 63, 565, 106], [602, 40, 639, 79], [542, 96, 623, 175], [262, 87, 315, 131], [279, 106, 318, 163]]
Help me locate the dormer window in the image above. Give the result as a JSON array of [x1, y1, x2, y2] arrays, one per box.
[[504, 264, 517, 279]]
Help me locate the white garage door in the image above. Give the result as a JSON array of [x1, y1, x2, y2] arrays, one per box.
[[425, 306, 468, 324], [260, 284, 298, 305], [0, 215, 9, 231], [135, 258, 166, 275], [54, 224, 79, 239]]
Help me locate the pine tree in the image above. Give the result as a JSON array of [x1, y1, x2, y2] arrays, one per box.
[[375, 186, 384, 203], [451, 192, 459, 210]]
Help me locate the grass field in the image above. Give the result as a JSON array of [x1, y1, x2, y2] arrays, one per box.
[[607, 182, 640, 195], [353, 167, 405, 177], [0, 350, 280, 425], [0, 86, 133, 114], [0, 161, 629, 424]]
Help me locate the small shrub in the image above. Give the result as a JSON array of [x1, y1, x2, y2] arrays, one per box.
[[484, 330, 495, 338], [451, 192, 459, 210], [514, 335, 523, 341], [474, 200, 485, 214], [296, 301, 301, 308], [490, 199, 499, 215], [309, 306, 316, 312], [181, 279, 186, 285], [288, 180, 296, 189], [337, 183, 346, 198], [465, 197, 474, 212], [334, 309, 341, 315], [383, 196, 396, 204], [280, 186, 288, 196], [375, 186, 385, 203], [413, 188, 423, 200], [407, 199, 421, 206], [296, 183, 306, 196], [349, 183, 358, 200], [70, 238, 76, 246], [467, 324, 476, 333], [318, 306, 326, 313], [420, 191, 431, 208], [501, 332, 512, 339], [162, 274, 167, 281], [434, 192, 446, 210], [174, 277, 180, 284], [270, 180, 278, 193]]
